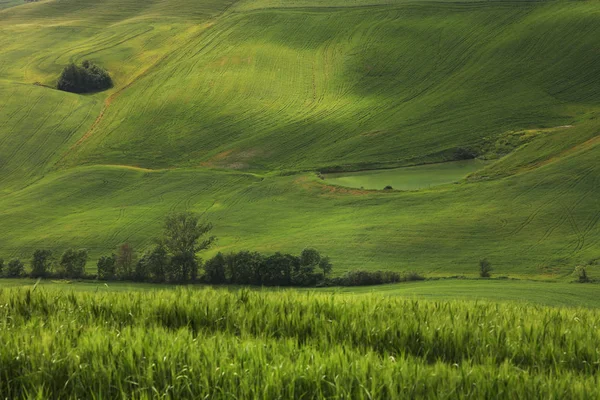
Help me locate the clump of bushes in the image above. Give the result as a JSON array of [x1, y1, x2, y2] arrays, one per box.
[[328, 270, 424, 286], [200, 248, 332, 287], [57, 60, 112, 93], [454, 147, 478, 160]]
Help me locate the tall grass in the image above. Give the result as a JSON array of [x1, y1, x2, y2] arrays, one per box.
[[1, 287, 599, 398]]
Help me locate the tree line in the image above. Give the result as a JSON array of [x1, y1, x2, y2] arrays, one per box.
[[0, 213, 334, 287], [0, 212, 430, 286]]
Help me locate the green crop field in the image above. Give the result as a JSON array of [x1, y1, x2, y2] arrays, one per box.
[[1, 0, 600, 393], [2, 287, 600, 398]]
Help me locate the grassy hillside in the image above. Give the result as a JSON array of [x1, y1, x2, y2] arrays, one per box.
[[0, 0, 599, 277], [61, 1, 600, 170]]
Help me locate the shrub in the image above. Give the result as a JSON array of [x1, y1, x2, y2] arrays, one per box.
[[576, 266, 590, 283], [31, 249, 53, 278], [0, 259, 3, 275], [6, 259, 25, 278], [384, 185, 393, 190], [454, 147, 478, 160], [330, 270, 424, 286], [57, 60, 112, 94], [479, 258, 493, 278]]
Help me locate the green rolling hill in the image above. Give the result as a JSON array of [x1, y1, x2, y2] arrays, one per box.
[[0, 0, 599, 277]]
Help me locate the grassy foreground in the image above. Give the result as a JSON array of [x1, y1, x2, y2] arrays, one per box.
[[1, 287, 600, 398]]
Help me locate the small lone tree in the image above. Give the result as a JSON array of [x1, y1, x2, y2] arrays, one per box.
[[6, 259, 25, 278], [479, 258, 493, 278], [31, 250, 53, 278]]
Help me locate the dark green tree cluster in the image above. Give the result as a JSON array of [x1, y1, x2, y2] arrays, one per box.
[[97, 213, 214, 283], [57, 60, 112, 94], [203, 248, 332, 286], [327, 270, 424, 286], [0, 249, 89, 279]]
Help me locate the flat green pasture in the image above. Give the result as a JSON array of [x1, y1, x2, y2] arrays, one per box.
[[3, 278, 599, 308], [323, 159, 487, 190]]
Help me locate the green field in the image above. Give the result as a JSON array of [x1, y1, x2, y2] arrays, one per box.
[[3, 278, 600, 308], [2, 0, 600, 396], [0, 0, 599, 278], [2, 287, 600, 398]]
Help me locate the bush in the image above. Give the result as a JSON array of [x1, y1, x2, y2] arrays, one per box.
[[454, 147, 478, 160], [6, 259, 25, 278], [31, 249, 53, 278], [576, 266, 590, 283], [384, 185, 393, 190], [329, 270, 424, 286], [203, 249, 331, 287], [57, 60, 112, 94], [479, 258, 493, 278], [0, 259, 3, 275]]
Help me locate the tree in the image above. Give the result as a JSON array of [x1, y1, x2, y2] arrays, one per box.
[[292, 248, 327, 286], [31, 250, 53, 278], [262, 252, 297, 286], [115, 243, 135, 280], [6, 259, 25, 278], [97, 254, 116, 280], [162, 212, 215, 255], [0, 259, 4, 276], [319, 256, 333, 276], [60, 249, 88, 278], [204, 252, 227, 284], [145, 245, 169, 283], [134, 256, 149, 282], [162, 212, 214, 283], [479, 258, 493, 278]]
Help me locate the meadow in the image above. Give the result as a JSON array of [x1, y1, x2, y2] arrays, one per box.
[[1, 0, 599, 278], [2, 0, 600, 396], [2, 286, 600, 398]]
